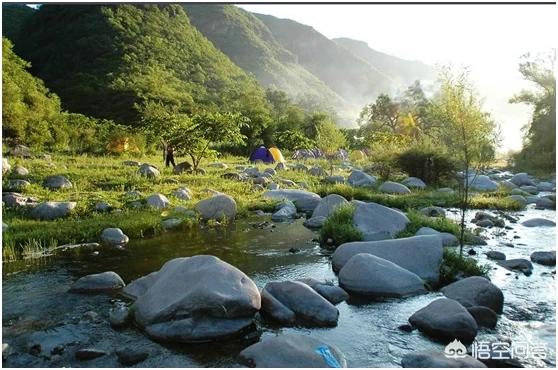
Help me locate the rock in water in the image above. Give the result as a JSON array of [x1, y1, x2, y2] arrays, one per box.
[[116, 347, 149, 366], [530, 250, 556, 266], [305, 194, 349, 228], [352, 200, 410, 241], [109, 304, 130, 328], [339, 254, 426, 298], [402, 351, 486, 368], [238, 333, 347, 368], [30, 202, 76, 220], [466, 306, 498, 328], [441, 276, 504, 314], [69, 271, 125, 293], [261, 281, 339, 326], [75, 348, 107, 361], [100, 228, 129, 247], [332, 235, 442, 284], [409, 298, 478, 343], [297, 278, 349, 304], [124, 255, 260, 343], [497, 259, 534, 275], [415, 227, 458, 247], [521, 218, 556, 227], [510, 172, 535, 186], [468, 175, 498, 191], [263, 189, 321, 213], [43, 175, 73, 189], [195, 194, 237, 221], [271, 200, 297, 222]]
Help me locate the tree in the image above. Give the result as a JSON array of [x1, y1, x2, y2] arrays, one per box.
[[430, 69, 499, 255], [275, 130, 315, 151], [315, 120, 347, 175], [357, 93, 401, 135], [510, 51, 556, 172]]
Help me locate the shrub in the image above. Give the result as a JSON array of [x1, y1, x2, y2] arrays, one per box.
[[395, 145, 456, 185], [397, 210, 460, 238], [319, 204, 362, 246], [440, 248, 490, 286]]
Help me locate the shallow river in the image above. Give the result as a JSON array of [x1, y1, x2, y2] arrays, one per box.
[[2, 206, 556, 367]]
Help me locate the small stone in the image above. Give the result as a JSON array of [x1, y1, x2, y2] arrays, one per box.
[[398, 324, 414, 332], [109, 304, 130, 328], [288, 247, 300, 253], [75, 348, 107, 361], [116, 347, 149, 366]]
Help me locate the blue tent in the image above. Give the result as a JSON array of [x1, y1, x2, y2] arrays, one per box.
[[249, 146, 274, 163]]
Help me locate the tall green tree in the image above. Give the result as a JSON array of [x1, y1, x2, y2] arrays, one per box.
[[315, 120, 347, 175], [429, 69, 499, 255], [510, 51, 556, 172]]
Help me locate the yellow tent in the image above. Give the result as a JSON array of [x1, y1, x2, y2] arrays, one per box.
[[269, 147, 285, 163]]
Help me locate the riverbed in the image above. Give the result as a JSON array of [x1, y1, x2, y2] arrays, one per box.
[[2, 206, 556, 367]]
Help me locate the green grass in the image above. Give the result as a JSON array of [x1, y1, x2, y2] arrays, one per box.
[[2, 153, 524, 260], [439, 248, 490, 286], [319, 204, 362, 246], [396, 210, 461, 238]]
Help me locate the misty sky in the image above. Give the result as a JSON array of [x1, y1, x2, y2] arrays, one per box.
[[240, 4, 556, 152]]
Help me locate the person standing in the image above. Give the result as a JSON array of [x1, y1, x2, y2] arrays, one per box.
[[162, 140, 176, 168]]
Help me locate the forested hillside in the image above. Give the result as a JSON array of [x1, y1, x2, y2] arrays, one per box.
[[10, 4, 270, 126], [1, 3, 35, 43], [182, 4, 346, 112]]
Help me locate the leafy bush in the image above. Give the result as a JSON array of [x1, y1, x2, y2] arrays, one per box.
[[440, 248, 490, 286], [396, 210, 460, 238], [395, 145, 456, 185], [275, 130, 315, 151], [319, 204, 362, 246]]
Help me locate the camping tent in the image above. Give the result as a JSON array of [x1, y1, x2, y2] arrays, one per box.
[[249, 146, 274, 163], [269, 147, 285, 163]]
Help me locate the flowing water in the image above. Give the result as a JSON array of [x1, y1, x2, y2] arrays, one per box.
[[2, 206, 556, 367]]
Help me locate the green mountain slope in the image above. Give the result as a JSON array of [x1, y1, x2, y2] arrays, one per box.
[[13, 4, 268, 125], [333, 37, 437, 86], [2, 4, 36, 43], [183, 4, 347, 114], [254, 12, 393, 106]]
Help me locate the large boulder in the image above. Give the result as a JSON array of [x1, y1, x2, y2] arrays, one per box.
[[467, 306, 498, 328], [297, 278, 349, 304], [195, 194, 237, 221], [468, 175, 498, 191], [510, 172, 535, 186], [339, 254, 426, 298], [522, 218, 556, 227], [263, 189, 321, 213], [379, 181, 411, 194], [530, 250, 556, 266], [305, 194, 348, 227], [506, 195, 527, 207], [500, 180, 518, 191], [138, 163, 160, 178], [402, 351, 486, 368], [352, 200, 410, 241], [123, 255, 260, 343], [415, 227, 458, 246], [347, 170, 376, 187], [30, 201, 76, 220], [145, 193, 170, 210], [332, 235, 442, 284], [101, 228, 129, 247], [402, 177, 427, 189], [261, 281, 339, 326], [238, 334, 347, 368], [43, 175, 73, 190], [537, 181, 555, 192], [536, 196, 555, 209], [69, 271, 125, 293], [497, 259, 534, 275], [409, 298, 478, 343], [441, 276, 503, 314]]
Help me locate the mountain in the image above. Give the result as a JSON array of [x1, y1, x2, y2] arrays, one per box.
[[12, 4, 269, 125], [333, 37, 437, 87], [2, 4, 36, 43], [253, 13, 393, 107], [182, 4, 348, 117]]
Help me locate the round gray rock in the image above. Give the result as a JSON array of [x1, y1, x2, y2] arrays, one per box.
[[402, 351, 486, 368], [263, 189, 321, 213], [145, 193, 170, 210], [347, 170, 376, 187], [339, 253, 427, 298], [239, 334, 347, 368], [402, 177, 426, 189], [409, 298, 478, 343], [522, 218, 556, 227], [530, 250, 556, 266], [441, 276, 504, 314], [311, 194, 348, 219], [510, 172, 535, 186], [195, 194, 237, 221], [70, 271, 125, 293], [124, 255, 260, 343], [352, 200, 410, 241], [379, 181, 411, 194], [101, 228, 129, 247], [43, 175, 73, 189], [30, 201, 76, 220]]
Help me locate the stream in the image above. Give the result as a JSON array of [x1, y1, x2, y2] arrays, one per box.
[[2, 205, 556, 367]]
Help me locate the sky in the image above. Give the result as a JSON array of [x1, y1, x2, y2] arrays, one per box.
[[239, 4, 556, 152]]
